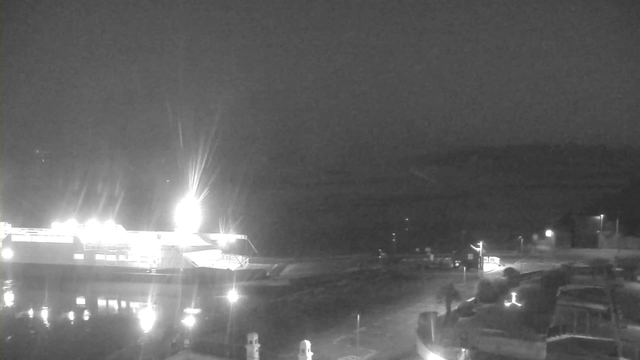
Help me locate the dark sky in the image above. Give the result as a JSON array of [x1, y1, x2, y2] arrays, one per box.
[[2, 0, 640, 232]]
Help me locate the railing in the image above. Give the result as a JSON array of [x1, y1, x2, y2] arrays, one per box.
[[547, 307, 640, 360]]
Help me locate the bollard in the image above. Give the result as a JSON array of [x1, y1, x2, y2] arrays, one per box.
[[246, 332, 260, 360], [298, 340, 313, 360]]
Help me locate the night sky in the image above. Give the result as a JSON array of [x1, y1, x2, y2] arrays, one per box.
[[2, 1, 640, 240]]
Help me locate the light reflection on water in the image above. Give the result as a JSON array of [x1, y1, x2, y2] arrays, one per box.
[[0, 277, 251, 360]]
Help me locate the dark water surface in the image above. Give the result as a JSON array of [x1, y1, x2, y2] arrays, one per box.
[[0, 272, 265, 360]]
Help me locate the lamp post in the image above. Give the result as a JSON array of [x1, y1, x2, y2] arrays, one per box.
[[599, 214, 605, 233], [518, 236, 524, 255], [356, 312, 360, 351], [470, 241, 483, 271]]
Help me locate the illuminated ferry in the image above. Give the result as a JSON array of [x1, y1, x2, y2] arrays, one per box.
[[0, 220, 258, 279]]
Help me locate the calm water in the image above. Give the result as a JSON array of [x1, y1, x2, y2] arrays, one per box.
[[0, 274, 263, 360]]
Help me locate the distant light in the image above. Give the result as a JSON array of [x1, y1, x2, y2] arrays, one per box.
[[138, 307, 157, 333], [182, 315, 196, 328], [28, 308, 34, 318], [405, 218, 409, 221], [104, 219, 116, 228], [227, 289, 239, 303], [3, 291, 15, 307], [545, 229, 554, 237], [76, 296, 86, 306], [97, 298, 107, 308], [2, 248, 14, 260], [68, 311, 75, 322], [83, 309, 91, 321], [466, 297, 475, 302], [174, 196, 202, 233], [41, 307, 49, 322]]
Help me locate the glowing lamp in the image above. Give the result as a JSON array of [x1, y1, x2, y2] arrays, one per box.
[[2, 248, 14, 260], [227, 289, 239, 303], [182, 315, 196, 328], [174, 196, 202, 233], [138, 307, 157, 333], [3, 291, 15, 307]]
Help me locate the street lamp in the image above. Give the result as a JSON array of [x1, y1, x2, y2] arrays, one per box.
[[545, 229, 554, 238], [470, 241, 484, 271], [599, 214, 605, 233], [174, 195, 202, 233], [518, 236, 524, 254], [227, 288, 239, 304]]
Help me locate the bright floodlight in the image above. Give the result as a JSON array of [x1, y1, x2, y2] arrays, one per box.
[[227, 289, 239, 303], [3, 291, 15, 307], [138, 307, 157, 333], [2, 248, 14, 260], [174, 196, 202, 233], [41, 307, 49, 322], [68, 311, 75, 322], [182, 314, 196, 328], [85, 218, 100, 231], [545, 229, 554, 237]]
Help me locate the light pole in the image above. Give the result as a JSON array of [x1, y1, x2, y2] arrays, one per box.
[[470, 241, 483, 271], [356, 312, 360, 351], [599, 214, 605, 233], [518, 236, 524, 255]]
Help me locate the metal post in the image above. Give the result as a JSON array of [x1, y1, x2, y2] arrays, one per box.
[[356, 313, 360, 350], [463, 266, 466, 284], [520, 237, 523, 255], [430, 313, 435, 343], [615, 214, 620, 237]]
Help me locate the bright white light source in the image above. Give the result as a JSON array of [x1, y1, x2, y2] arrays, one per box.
[[83, 309, 91, 321], [174, 196, 202, 233], [138, 307, 157, 333], [3, 291, 15, 307], [227, 289, 239, 303], [2, 248, 14, 260], [65, 219, 79, 230], [76, 296, 86, 306], [545, 229, 554, 237], [85, 219, 100, 232], [182, 315, 196, 328], [68, 311, 75, 322], [504, 292, 522, 307], [28, 308, 34, 318], [184, 308, 202, 315], [41, 307, 49, 322]]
